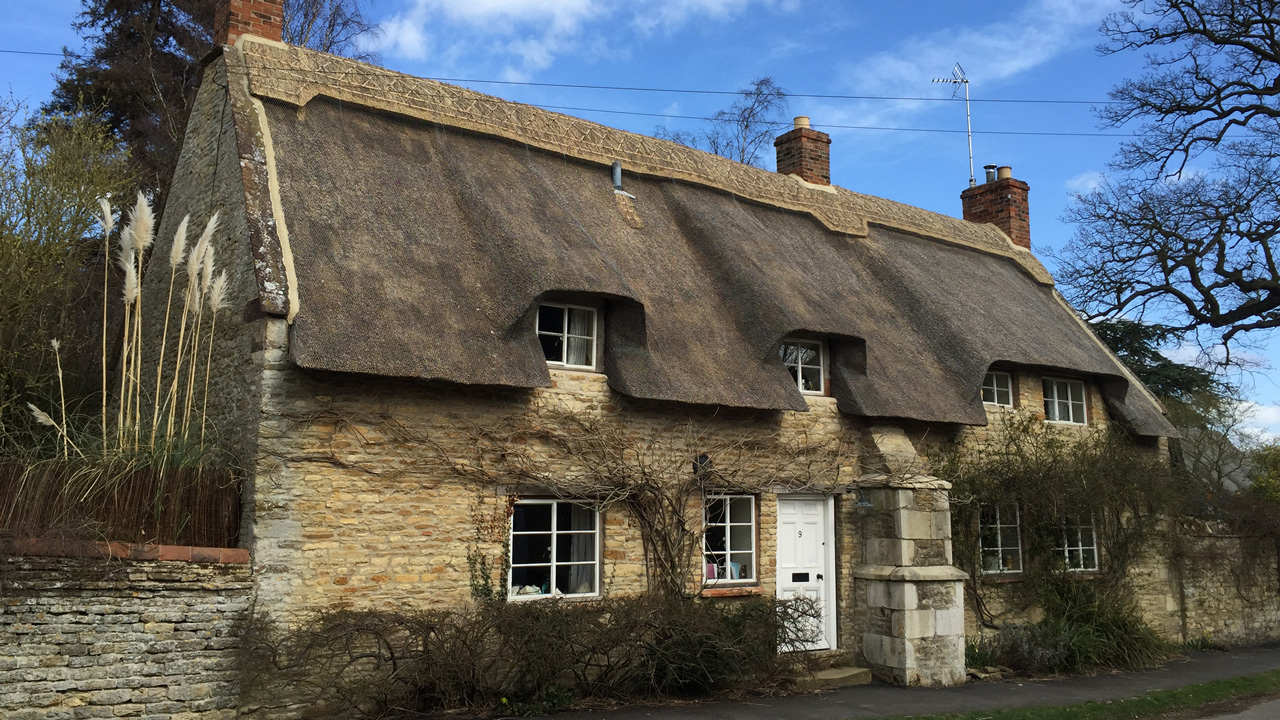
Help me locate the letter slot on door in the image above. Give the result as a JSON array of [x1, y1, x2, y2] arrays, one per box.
[[791, 572, 810, 582]]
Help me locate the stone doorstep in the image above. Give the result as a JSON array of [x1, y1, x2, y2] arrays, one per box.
[[796, 665, 874, 692], [1, 537, 249, 564]]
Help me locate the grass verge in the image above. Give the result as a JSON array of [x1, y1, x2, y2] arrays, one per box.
[[890, 668, 1280, 720]]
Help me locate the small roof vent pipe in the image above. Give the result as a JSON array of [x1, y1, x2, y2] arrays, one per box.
[[611, 160, 635, 199], [983, 164, 997, 183]]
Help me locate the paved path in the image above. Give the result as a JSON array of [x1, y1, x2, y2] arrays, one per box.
[[557, 645, 1280, 720], [1208, 697, 1280, 719]]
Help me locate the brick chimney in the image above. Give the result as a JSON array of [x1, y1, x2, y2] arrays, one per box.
[[214, 0, 284, 46], [774, 116, 831, 185], [961, 164, 1031, 249]]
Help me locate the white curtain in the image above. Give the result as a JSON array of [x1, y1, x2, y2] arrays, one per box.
[[566, 309, 593, 366], [567, 504, 595, 594]]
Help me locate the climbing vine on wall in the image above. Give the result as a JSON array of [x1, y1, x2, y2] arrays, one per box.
[[932, 412, 1183, 621]]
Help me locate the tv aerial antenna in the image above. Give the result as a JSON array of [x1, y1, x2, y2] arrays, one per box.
[[933, 63, 975, 187]]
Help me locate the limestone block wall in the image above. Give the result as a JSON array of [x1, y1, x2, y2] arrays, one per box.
[[962, 370, 1112, 448], [0, 556, 252, 720], [963, 530, 1280, 647], [1130, 529, 1280, 645], [133, 57, 266, 465], [853, 482, 967, 687], [249, 361, 866, 622]]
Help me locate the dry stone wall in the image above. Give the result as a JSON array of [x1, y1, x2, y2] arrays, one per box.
[[0, 557, 251, 720]]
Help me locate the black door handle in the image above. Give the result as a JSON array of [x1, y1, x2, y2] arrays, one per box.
[[817, 574, 824, 580]]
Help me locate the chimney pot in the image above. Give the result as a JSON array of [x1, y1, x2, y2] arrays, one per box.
[[215, 0, 284, 46], [773, 118, 832, 185], [960, 166, 1031, 250]]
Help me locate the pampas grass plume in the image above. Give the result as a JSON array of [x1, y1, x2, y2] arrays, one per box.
[[97, 197, 115, 235], [201, 243, 215, 295], [28, 403, 56, 428], [122, 261, 138, 304], [188, 214, 218, 286], [209, 271, 229, 313], [129, 191, 154, 255], [170, 215, 190, 269], [116, 227, 134, 270]]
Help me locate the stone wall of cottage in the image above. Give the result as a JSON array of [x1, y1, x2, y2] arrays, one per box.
[[136, 56, 271, 467], [964, 530, 1280, 647], [0, 557, 252, 720], [955, 372, 1280, 648], [249, 362, 869, 621]]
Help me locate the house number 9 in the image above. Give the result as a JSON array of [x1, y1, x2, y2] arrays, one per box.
[[797, 530, 803, 537]]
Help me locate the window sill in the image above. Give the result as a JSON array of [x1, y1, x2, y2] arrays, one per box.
[[700, 585, 762, 598], [1044, 420, 1087, 427], [977, 572, 1024, 584], [507, 592, 601, 603]]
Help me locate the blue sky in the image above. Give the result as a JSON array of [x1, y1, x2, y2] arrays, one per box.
[[4, 0, 1279, 434]]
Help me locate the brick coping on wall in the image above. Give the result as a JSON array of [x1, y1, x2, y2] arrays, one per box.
[[1, 537, 250, 564]]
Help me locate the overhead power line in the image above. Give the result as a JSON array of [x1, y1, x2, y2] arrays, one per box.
[[2, 47, 1134, 138], [1, 46, 1114, 105], [1, 49, 65, 57], [423, 76, 1114, 106], [536, 103, 1136, 138]]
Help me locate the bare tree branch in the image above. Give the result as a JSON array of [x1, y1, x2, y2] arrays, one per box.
[[655, 77, 789, 168]]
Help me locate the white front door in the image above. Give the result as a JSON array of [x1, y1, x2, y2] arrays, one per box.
[[776, 495, 834, 651]]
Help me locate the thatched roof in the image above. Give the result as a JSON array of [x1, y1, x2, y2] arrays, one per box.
[[223, 39, 1173, 437]]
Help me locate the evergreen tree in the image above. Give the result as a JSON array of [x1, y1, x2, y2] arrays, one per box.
[[48, 0, 379, 204]]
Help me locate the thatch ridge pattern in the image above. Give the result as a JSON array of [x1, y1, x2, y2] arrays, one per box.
[[236, 40, 1053, 286]]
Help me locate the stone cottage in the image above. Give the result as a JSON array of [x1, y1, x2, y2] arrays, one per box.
[[146, 0, 1181, 689]]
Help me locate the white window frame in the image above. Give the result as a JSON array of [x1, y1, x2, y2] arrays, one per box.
[[779, 338, 825, 395], [1057, 514, 1100, 572], [537, 302, 598, 370], [978, 504, 1023, 574], [982, 371, 1013, 407], [1043, 377, 1087, 425], [703, 494, 757, 584], [508, 499, 600, 600]]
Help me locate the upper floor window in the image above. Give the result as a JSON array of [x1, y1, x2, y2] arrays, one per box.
[[779, 339, 824, 395], [538, 303, 597, 369], [979, 504, 1022, 574], [982, 371, 1013, 407], [509, 500, 599, 598], [1056, 514, 1099, 572], [1043, 378, 1086, 424], [703, 495, 756, 582]]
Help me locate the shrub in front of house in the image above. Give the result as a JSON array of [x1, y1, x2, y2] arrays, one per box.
[[240, 594, 821, 717], [967, 579, 1167, 675]]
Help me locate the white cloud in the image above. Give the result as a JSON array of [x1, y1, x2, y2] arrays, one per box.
[[377, 0, 787, 77], [818, 0, 1124, 139], [1236, 401, 1280, 441], [630, 0, 751, 34], [845, 0, 1118, 95], [1065, 171, 1103, 194]]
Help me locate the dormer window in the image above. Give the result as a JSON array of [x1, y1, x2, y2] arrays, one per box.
[[779, 339, 825, 395], [538, 303, 597, 369], [982, 371, 1013, 407], [1043, 377, 1086, 425]]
